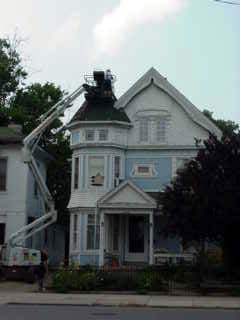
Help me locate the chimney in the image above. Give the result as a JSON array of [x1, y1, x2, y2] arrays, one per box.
[[8, 122, 23, 134]]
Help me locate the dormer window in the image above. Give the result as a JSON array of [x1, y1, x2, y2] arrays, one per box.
[[86, 130, 95, 141], [99, 129, 108, 141]]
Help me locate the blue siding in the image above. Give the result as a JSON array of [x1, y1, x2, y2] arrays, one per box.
[[80, 255, 99, 266], [125, 156, 172, 191]]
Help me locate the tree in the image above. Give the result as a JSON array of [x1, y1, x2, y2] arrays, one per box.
[[162, 133, 240, 276], [0, 36, 72, 254], [203, 109, 239, 135], [0, 37, 27, 107]]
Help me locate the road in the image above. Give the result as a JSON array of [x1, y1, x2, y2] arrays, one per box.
[[0, 305, 239, 320]]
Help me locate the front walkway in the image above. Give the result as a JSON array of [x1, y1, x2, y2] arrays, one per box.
[[0, 291, 240, 309]]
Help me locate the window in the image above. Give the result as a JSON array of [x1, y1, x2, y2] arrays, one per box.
[[0, 223, 5, 245], [86, 214, 100, 250], [88, 156, 105, 187], [99, 129, 108, 141], [139, 119, 148, 142], [85, 130, 95, 141], [114, 156, 121, 178], [73, 214, 78, 250], [71, 131, 80, 144], [131, 164, 156, 177], [156, 118, 166, 143], [74, 157, 79, 189], [0, 158, 7, 191]]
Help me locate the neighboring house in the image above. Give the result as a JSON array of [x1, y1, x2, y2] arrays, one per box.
[[67, 68, 221, 267], [0, 124, 65, 266]]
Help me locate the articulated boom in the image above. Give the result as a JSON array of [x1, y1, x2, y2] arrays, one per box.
[[7, 85, 86, 248]]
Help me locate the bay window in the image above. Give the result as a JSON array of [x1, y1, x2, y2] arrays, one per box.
[[74, 157, 79, 189], [88, 156, 105, 187], [139, 119, 148, 142]]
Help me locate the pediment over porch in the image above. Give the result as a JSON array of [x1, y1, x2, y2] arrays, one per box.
[[97, 180, 157, 209]]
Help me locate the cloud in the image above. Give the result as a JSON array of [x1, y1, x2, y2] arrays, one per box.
[[93, 0, 187, 56], [46, 14, 82, 51]]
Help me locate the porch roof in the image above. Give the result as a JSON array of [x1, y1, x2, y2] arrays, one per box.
[[97, 180, 157, 210]]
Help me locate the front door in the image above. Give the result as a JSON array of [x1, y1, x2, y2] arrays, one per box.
[[125, 215, 148, 262]]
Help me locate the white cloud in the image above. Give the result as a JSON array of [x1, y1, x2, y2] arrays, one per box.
[[93, 0, 187, 56], [46, 14, 82, 51]]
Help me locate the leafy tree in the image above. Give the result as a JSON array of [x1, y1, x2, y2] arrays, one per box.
[[203, 109, 239, 135], [0, 37, 27, 106], [162, 133, 240, 277]]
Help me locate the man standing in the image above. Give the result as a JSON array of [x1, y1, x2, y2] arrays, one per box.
[[37, 249, 48, 291]]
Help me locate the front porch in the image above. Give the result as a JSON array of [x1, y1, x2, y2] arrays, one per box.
[[97, 180, 157, 267], [100, 212, 154, 267]]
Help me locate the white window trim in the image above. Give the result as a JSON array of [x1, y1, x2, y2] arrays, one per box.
[[85, 129, 95, 142], [87, 155, 106, 190], [98, 129, 109, 141], [85, 213, 100, 251], [131, 164, 157, 178], [0, 157, 8, 193]]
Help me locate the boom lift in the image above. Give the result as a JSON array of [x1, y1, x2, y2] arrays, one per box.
[[0, 70, 115, 280]]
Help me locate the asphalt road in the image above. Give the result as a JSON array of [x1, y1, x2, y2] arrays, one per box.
[[0, 305, 239, 320]]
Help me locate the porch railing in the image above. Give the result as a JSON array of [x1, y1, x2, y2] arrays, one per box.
[[154, 253, 195, 266]]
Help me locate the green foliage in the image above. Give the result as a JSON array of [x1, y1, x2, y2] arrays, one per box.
[[0, 37, 27, 106], [162, 132, 240, 273], [203, 109, 239, 135]]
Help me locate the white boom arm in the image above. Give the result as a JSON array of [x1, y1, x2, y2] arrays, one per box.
[[8, 84, 86, 247]]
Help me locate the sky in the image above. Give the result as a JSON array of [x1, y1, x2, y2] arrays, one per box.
[[0, 0, 239, 124]]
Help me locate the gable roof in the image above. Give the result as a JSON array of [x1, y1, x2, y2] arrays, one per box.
[[97, 180, 157, 209], [70, 99, 131, 124], [0, 126, 23, 144], [115, 67, 221, 137]]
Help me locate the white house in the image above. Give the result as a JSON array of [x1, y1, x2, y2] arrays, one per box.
[[67, 68, 221, 267], [0, 124, 65, 266]]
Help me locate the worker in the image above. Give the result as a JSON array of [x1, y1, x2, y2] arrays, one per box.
[[37, 249, 48, 292]]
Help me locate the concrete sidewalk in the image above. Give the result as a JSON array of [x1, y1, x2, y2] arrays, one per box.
[[0, 292, 240, 309]]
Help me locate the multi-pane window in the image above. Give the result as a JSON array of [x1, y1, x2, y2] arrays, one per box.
[[86, 214, 100, 250], [85, 130, 95, 141], [74, 157, 79, 189], [88, 156, 105, 187], [73, 214, 78, 250], [156, 118, 166, 143], [139, 119, 148, 142], [0, 158, 7, 191], [99, 129, 108, 141]]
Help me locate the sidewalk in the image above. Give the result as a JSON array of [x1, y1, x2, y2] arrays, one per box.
[[0, 291, 240, 309]]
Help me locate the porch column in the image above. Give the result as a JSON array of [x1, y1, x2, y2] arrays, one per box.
[[149, 212, 154, 265], [99, 211, 105, 267]]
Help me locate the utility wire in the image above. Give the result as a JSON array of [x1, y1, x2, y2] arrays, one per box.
[[213, 0, 240, 5]]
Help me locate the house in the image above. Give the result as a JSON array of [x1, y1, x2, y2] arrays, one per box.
[[67, 68, 221, 267], [0, 123, 65, 266]]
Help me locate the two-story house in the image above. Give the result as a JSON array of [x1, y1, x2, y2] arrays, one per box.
[[67, 68, 221, 267], [0, 124, 65, 265]]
